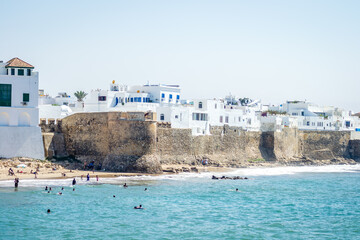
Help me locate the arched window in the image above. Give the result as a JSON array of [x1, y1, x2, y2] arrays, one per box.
[[0, 112, 10, 126], [160, 114, 165, 121], [198, 102, 203, 109]]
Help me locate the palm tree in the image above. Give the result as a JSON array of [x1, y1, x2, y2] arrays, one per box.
[[74, 91, 88, 102]]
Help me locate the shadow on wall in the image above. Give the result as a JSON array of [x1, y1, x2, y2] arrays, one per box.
[[259, 132, 276, 161]]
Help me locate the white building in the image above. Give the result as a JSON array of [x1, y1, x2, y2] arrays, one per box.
[[84, 82, 261, 135], [0, 57, 44, 159], [269, 101, 359, 131]]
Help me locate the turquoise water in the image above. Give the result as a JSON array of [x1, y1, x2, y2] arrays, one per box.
[[0, 166, 360, 240]]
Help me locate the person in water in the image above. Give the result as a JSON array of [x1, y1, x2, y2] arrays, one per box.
[[144, 188, 148, 191], [14, 178, 19, 188], [73, 188, 75, 191], [123, 183, 128, 188], [45, 186, 48, 191], [236, 188, 239, 192], [113, 195, 116, 198], [134, 205, 143, 209], [61, 187, 64, 190], [47, 209, 51, 213], [72, 178, 76, 185], [87, 173, 90, 181]]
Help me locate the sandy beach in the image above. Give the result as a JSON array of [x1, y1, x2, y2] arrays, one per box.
[[0, 158, 155, 181]]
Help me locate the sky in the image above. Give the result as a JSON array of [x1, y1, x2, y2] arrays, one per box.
[[1, 0, 359, 112]]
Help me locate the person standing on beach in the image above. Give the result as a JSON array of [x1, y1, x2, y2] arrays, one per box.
[[87, 173, 90, 181], [72, 178, 76, 185], [96, 175, 99, 181], [14, 178, 19, 188]]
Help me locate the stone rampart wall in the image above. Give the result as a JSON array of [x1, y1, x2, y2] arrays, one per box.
[[42, 112, 359, 173]]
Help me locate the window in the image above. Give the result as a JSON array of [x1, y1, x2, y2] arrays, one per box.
[[0, 84, 12, 107], [215, 104, 217, 109], [225, 116, 229, 123], [98, 96, 106, 101], [192, 113, 207, 121], [306, 121, 310, 126], [160, 114, 165, 121], [11, 69, 15, 75], [301, 111, 304, 116], [220, 116, 223, 123], [312, 122, 315, 126], [27, 69, 31, 76], [177, 95, 180, 99], [6, 69, 8, 75], [161, 93, 165, 101], [238, 117, 241, 122], [23, 93, 30, 102], [169, 94, 172, 99], [18, 69, 24, 76], [130, 98, 133, 102], [175, 115, 179, 119], [198, 102, 203, 108]]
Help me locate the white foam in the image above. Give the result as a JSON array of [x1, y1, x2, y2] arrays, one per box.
[[1, 164, 359, 187]]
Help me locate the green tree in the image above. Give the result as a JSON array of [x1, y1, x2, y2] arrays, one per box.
[[74, 90, 88, 102]]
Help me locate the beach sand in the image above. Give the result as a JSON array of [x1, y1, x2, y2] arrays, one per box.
[[0, 158, 153, 181]]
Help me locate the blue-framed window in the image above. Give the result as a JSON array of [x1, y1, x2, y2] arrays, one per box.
[[130, 98, 133, 102], [169, 94, 172, 99], [177, 95, 180, 99], [161, 93, 165, 98]]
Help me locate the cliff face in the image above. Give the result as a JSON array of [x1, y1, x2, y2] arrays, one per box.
[[42, 113, 360, 173]]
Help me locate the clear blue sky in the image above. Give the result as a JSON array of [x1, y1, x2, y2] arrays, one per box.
[[1, 0, 359, 112]]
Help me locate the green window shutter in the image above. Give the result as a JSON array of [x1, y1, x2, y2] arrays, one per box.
[[23, 93, 30, 102], [18, 69, 24, 76], [0, 84, 12, 107]]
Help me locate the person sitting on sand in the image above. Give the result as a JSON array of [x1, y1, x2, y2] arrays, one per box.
[[8, 168, 14, 176], [134, 205, 143, 209]]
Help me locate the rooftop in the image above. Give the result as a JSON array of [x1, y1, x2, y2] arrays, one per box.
[[5, 57, 34, 69]]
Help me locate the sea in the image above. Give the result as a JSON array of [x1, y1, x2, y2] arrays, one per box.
[[0, 165, 360, 240]]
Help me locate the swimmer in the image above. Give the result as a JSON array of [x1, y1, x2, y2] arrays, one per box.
[[47, 191, 50, 193], [236, 188, 239, 192], [45, 186, 48, 191], [61, 187, 64, 190], [123, 183, 128, 188], [73, 188, 75, 191], [49, 187, 52, 191], [58, 192, 62, 195], [47, 209, 51, 213], [134, 205, 144, 209], [113, 195, 116, 198], [144, 188, 148, 191]]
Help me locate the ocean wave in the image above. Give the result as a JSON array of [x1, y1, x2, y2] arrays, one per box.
[[0, 164, 359, 187]]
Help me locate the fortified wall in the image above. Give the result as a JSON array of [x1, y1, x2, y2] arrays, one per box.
[[41, 112, 360, 173]]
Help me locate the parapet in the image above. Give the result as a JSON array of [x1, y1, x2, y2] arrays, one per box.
[[39, 118, 63, 133]]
